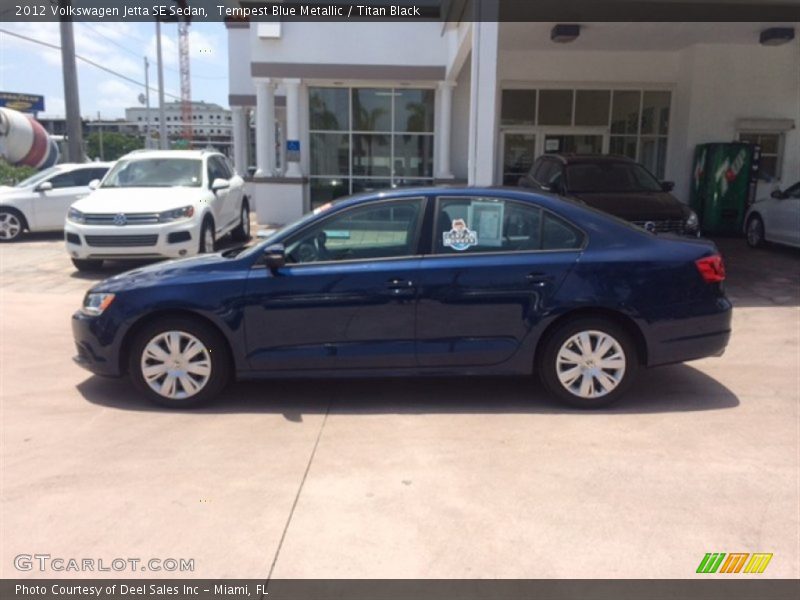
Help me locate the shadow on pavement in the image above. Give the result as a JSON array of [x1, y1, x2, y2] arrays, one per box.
[[78, 363, 739, 418]]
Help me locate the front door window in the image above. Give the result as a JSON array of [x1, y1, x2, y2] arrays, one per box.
[[501, 133, 536, 186]]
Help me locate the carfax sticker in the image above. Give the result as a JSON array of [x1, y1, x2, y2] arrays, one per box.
[[443, 218, 478, 251]]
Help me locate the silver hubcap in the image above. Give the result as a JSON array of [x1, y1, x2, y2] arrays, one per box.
[[141, 331, 212, 400], [242, 206, 250, 236], [0, 213, 21, 240], [747, 219, 762, 245], [556, 330, 626, 399]]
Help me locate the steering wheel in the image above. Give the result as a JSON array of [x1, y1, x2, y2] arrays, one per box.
[[295, 241, 318, 263]]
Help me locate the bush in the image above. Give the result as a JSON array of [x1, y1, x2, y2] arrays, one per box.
[[0, 160, 37, 186]]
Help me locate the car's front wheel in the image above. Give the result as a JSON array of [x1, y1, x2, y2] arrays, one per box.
[[199, 217, 215, 253], [129, 316, 231, 408], [539, 318, 639, 408], [746, 214, 765, 248], [71, 258, 104, 272], [231, 199, 250, 241], [0, 209, 25, 242]]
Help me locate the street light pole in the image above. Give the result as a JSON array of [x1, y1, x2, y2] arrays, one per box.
[[155, 20, 167, 150], [143, 56, 152, 149]]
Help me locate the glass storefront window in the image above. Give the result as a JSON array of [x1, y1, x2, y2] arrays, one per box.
[[501, 90, 537, 126], [641, 91, 671, 136], [639, 137, 668, 179], [538, 90, 573, 126], [611, 91, 641, 135], [610, 136, 638, 160], [395, 89, 435, 132], [310, 87, 435, 208], [574, 90, 611, 126]]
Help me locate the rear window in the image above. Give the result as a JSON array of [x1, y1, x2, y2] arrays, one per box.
[[566, 162, 662, 193]]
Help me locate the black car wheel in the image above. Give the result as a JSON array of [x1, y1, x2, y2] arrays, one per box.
[[199, 217, 215, 253], [129, 316, 231, 408], [231, 199, 250, 241], [746, 214, 765, 248], [539, 317, 639, 409]]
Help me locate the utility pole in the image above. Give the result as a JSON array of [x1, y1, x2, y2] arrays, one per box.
[[97, 111, 104, 160], [155, 20, 167, 150], [143, 56, 152, 149], [59, 2, 83, 162]]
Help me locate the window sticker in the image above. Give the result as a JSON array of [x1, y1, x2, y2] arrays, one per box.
[[443, 218, 478, 251], [471, 201, 504, 247], [313, 202, 333, 215]]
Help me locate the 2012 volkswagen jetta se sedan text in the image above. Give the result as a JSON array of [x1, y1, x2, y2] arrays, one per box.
[[72, 187, 732, 409]]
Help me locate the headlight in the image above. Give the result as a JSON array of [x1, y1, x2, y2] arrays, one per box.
[[686, 210, 699, 231], [158, 205, 195, 222], [81, 292, 115, 316], [68, 207, 85, 223]]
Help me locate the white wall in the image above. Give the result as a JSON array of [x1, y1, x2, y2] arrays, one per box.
[[451, 57, 471, 180], [228, 27, 254, 97], [249, 22, 447, 66]]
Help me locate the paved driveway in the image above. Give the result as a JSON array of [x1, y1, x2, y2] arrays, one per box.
[[1, 233, 797, 578]]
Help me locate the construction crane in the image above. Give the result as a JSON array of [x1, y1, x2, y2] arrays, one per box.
[[175, 1, 192, 144]]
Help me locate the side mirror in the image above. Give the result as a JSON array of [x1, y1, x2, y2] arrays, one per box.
[[661, 181, 675, 192], [771, 189, 786, 200], [263, 244, 286, 273], [88, 179, 100, 190], [36, 181, 53, 192], [211, 178, 230, 192]]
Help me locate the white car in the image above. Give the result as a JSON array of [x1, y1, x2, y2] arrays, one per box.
[[744, 182, 800, 249], [0, 162, 112, 242], [65, 150, 249, 271]]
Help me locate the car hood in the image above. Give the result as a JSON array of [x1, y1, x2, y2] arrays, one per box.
[[571, 191, 689, 221], [93, 252, 240, 293], [71, 187, 204, 213]]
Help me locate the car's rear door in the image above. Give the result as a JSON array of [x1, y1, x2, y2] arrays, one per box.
[[415, 194, 584, 368], [243, 197, 426, 371], [34, 169, 93, 230]]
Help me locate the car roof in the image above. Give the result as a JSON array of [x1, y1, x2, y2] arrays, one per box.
[[119, 149, 218, 160], [55, 162, 113, 169], [543, 153, 636, 165]]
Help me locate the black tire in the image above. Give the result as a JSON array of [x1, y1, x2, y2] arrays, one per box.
[[71, 258, 104, 272], [538, 317, 640, 409], [231, 198, 251, 241], [199, 217, 215, 253], [128, 316, 231, 409], [0, 208, 26, 242], [746, 214, 765, 248]]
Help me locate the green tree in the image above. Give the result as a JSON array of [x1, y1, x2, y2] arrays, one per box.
[[86, 132, 143, 161], [0, 159, 37, 186]]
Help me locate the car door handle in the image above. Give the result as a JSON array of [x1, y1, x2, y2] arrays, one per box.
[[525, 272, 554, 287], [385, 278, 416, 297]]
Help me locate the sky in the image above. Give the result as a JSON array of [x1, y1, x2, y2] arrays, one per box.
[[0, 21, 229, 119]]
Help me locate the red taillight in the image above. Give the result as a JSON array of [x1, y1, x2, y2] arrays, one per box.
[[695, 254, 726, 283]]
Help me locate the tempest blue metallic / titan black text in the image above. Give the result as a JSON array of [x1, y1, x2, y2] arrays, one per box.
[[72, 187, 732, 409]]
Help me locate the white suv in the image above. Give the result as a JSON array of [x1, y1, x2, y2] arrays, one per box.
[[65, 150, 249, 271], [0, 162, 112, 242]]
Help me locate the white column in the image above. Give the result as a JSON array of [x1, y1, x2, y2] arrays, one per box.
[[284, 78, 303, 178], [254, 78, 275, 177], [436, 81, 456, 180], [231, 106, 247, 176], [468, 21, 500, 186]]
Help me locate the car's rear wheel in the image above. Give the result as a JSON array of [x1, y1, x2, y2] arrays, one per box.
[[128, 317, 231, 408], [539, 318, 639, 408], [231, 199, 250, 241], [0, 209, 25, 242], [71, 258, 104, 272], [746, 214, 765, 248], [199, 217, 215, 253]]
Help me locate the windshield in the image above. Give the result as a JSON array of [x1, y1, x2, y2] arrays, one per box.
[[566, 163, 663, 193], [16, 166, 60, 188], [101, 158, 202, 188]]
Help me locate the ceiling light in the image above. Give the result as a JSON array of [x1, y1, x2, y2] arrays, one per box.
[[759, 27, 795, 46], [551, 24, 581, 44]]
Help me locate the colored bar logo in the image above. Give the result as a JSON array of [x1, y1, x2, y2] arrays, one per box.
[[697, 553, 773, 574]]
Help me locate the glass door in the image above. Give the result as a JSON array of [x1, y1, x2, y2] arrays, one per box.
[[500, 132, 536, 186], [543, 132, 606, 155]]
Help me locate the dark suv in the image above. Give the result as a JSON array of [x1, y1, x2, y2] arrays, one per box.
[[519, 154, 699, 235]]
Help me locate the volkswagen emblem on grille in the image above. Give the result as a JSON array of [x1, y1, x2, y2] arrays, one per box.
[[113, 213, 127, 226], [643, 221, 656, 233]]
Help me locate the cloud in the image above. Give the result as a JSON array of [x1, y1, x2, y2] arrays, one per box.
[[96, 80, 141, 115]]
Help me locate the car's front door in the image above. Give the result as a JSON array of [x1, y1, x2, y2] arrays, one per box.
[[243, 198, 426, 371], [772, 183, 800, 245], [416, 195, 584, 368], [206, 156, 234, 232], [33, 169, 94, 230]]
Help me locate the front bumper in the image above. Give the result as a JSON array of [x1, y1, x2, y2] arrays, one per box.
[[72, 311, 123, 377], [65, 221, 199, 260]]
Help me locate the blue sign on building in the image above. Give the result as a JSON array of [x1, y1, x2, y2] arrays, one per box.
[[0, 92, 45, 113]]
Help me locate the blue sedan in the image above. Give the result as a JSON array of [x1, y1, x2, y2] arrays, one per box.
[[72, 187, 732, 409]]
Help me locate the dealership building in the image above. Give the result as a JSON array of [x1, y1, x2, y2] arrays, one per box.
[[225, 14, 799, 224]]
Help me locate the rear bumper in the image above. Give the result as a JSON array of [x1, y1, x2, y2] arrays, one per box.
[[646, 297, 732, 367], [72, 311, 123, 377]]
